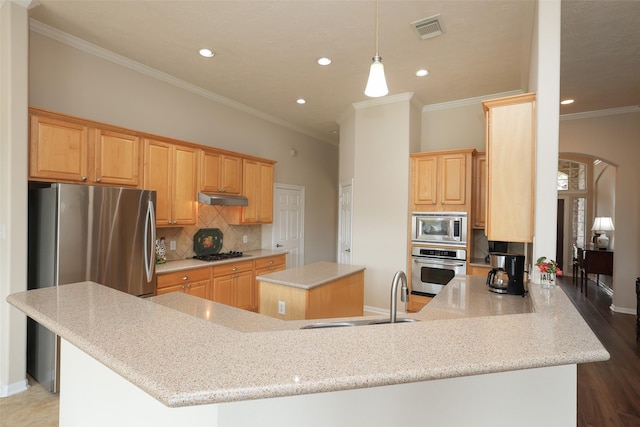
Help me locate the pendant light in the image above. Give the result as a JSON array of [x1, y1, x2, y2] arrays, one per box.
[[364, 0, 389, 97]]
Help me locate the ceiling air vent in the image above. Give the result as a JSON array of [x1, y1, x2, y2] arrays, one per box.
[[412, 14, 444, 40]]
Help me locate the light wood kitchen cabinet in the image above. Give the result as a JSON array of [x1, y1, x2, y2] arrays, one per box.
[[482, 93, 536, 243], [472, 152, 487, 229], [212, 260, 254, 310], [222, 159, 275, 225], [200, 149, 242, 194], [253, 254, 287, 312], [29, 109, 142, 187], [407, 294, 432, 313], [94, 129, 141, 187], [468, 263, 491, 278], [156, 268, 210, 299], [410, 149, 474, 212], [144, 139, 198, 227]]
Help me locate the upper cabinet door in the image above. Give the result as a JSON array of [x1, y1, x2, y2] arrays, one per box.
[[172, 144, 198, 226], [412, 155, 438, 206], [482, 93, 536, 243], [410, 150, 473, 212], [439, 153, 467, 205], [144, 139, 172, 226], [94, 129, 141, 187], [200, 150, 242, 194], [29, 114, 89, 183]]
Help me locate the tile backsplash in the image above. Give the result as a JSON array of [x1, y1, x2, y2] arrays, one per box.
[[157, 203, 262, 261]]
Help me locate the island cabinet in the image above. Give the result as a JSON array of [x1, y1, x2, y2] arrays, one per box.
[[407, 294, 432, 313], [29, 108, 142, 187], [258, 262, 365, 321], [482, 93, 536, 242], [410, 149, 475, 212], [144, 139, 198, 227], [156, 267, 210, 299], [199, 149, 242, 194], [472, 152, 487, 229], [211, 260, 254, 311], [223, 159, 275, 225], [253, 254, 287, 312]]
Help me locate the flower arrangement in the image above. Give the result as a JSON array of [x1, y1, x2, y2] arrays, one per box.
[[535, 256, 562, 276]]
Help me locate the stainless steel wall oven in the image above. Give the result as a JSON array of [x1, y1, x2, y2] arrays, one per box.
[[411, 246, 467, 297]]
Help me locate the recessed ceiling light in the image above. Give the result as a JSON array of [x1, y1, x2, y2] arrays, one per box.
[[317, 57, 332, 66], [416, 69, 429, 77], [296, 98, 306, 105], [560, 99, 574, 105], [199, 48, 215, 58]]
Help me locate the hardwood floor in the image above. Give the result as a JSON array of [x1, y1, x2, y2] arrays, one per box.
[[559, 275, 640, 427]]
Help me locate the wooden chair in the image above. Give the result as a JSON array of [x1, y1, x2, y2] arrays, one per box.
[[572, 244, 580, 286]]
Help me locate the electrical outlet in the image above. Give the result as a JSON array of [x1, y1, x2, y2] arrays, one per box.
[[169, 240, 176, 250], [278, 301, 286, 315], [243, 235, 248, 243]]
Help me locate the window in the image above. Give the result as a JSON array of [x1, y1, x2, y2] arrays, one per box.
[[558, 159, 588, 248], [558, 160, 586, 191]]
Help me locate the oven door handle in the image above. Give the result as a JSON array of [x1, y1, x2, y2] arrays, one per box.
[[412, 258, 466, 268]]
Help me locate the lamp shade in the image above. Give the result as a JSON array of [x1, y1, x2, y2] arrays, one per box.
[[592, 216, 615, 232], [364, 56, 388, 97]]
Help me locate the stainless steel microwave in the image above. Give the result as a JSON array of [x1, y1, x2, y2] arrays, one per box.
[[411, 212, 467, 246]]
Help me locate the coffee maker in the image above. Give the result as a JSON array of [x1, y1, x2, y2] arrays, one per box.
[[487, 253, 526, 295]]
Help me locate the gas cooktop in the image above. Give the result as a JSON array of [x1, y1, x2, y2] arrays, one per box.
[[192, 251, 245, 262]]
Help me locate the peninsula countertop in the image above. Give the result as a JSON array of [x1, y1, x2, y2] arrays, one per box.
[[7, 275, 609, 408], [255, 261, 366, 289]]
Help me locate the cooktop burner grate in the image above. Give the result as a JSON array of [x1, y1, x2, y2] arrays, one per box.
[[192, 251, 244, 262]]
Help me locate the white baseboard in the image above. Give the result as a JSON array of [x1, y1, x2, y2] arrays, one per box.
[[0, 378, 29, 397], [610, 304, 636, 315]]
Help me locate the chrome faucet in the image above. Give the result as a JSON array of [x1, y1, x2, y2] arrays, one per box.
[[390, 271, 409, 323]]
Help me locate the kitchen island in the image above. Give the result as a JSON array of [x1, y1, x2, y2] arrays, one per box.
[[256, 261, 365, 320], [7, 276, 608, 427]]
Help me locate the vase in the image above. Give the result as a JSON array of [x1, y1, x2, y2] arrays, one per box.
[[155, 238, 166, 264], [540, 272, 556, 288]]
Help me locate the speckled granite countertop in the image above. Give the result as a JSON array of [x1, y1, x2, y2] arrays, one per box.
[[156, 249, 287, 274], [7, 275, 609, 408], [255, 261, 366, 289]]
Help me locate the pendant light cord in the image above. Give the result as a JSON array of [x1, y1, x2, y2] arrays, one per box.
[[374, 0, 380, 56]]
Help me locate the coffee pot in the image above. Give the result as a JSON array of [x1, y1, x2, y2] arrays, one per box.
[[486, 253, 526, 295]]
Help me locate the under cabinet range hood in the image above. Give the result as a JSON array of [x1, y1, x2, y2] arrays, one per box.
[[198, 192, 248, 206]]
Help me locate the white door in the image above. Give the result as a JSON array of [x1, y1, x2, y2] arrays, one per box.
[[272, 183, 304, 268], [338, 180, 353, 264]]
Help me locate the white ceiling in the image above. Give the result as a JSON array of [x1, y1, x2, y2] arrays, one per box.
[[28, 1, 640, 145]]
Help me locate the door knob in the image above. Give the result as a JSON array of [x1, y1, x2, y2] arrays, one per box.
[[276, 244, 283, 247], [345, 248, 351, 253]]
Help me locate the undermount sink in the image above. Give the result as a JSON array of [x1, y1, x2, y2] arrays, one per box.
[[301, 318, 419, 329]]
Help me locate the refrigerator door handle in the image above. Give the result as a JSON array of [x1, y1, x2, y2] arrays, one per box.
[[144, 199, 156, 282]]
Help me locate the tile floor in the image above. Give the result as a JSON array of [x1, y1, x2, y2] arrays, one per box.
[[0, 376, 58, 427]]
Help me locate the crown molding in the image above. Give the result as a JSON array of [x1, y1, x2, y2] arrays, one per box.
[[560, 105, 640, 121], [352, 92, 423, 111], [422, 90, 524, 112], [29, 19, 337, 146]]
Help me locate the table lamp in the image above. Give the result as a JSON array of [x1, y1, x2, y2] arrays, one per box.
[[592, 217, 614, 250]]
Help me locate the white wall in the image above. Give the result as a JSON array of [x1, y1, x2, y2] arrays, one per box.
[[0, 0, 29, 397], [560, 112, 640, 313], [529, 0, 561, 280], [348, 94, 419, 310], [28, 31, 339, 265]]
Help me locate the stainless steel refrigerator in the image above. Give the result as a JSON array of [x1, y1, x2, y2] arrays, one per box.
[[27, 183, 156, 392]]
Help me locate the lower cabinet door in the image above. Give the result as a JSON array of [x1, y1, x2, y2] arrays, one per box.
[[234, 271, 254, 311], [212, 276, 233, 306]]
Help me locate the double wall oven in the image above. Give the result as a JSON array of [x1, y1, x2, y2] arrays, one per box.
[[410, 212, 468, 297]]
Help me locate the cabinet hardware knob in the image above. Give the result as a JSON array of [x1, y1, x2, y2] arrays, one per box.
[[96, 178, 102, 182], [81, 176, 87, 181], [182, 276, 188, 281], [232, 267, 238, 271]]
